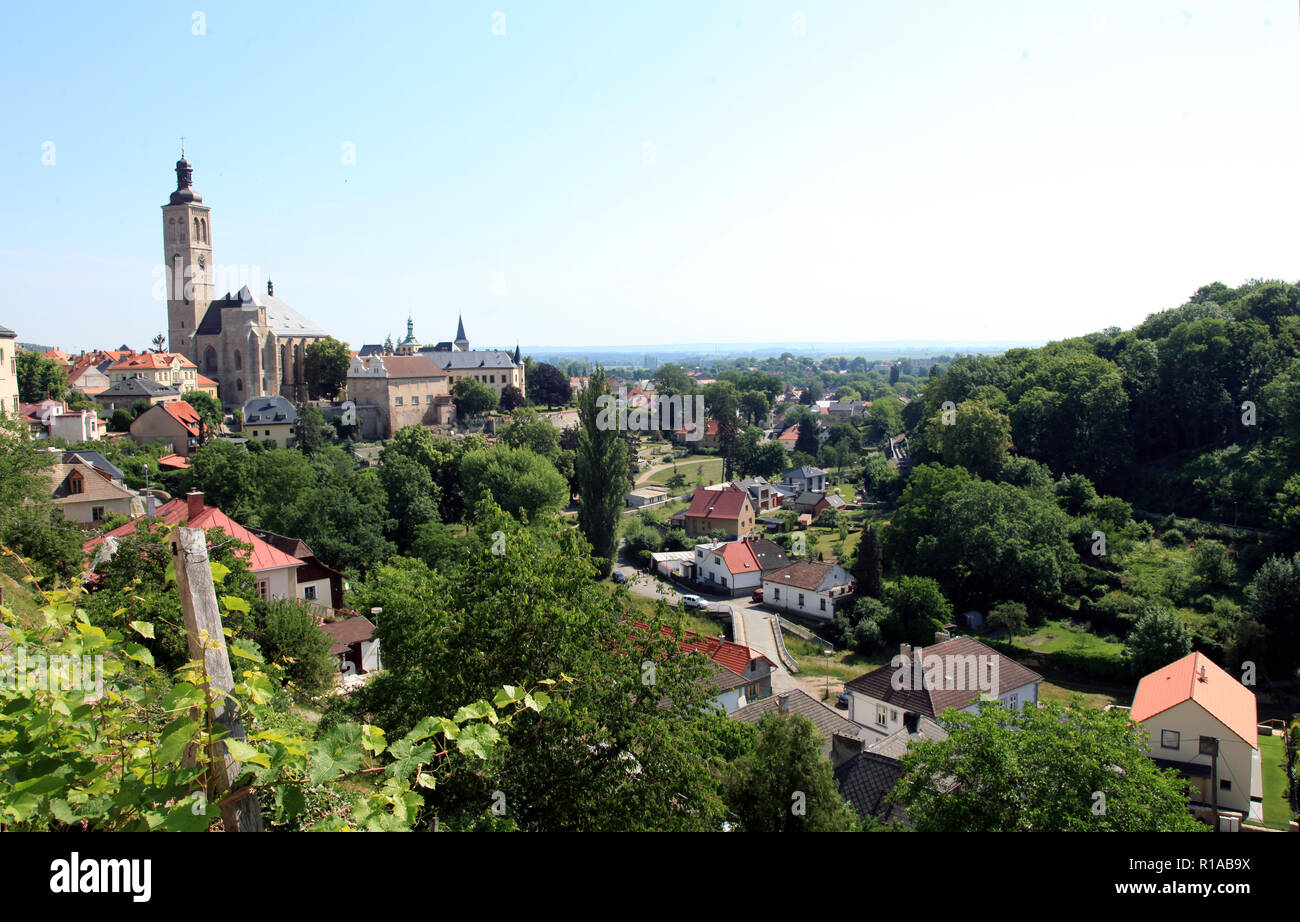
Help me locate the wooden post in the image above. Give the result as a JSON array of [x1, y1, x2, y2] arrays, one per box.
[[171, 526, 263, 832]]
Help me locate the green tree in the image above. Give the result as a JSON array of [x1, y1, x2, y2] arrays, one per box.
[[527, 362, 572, 409], [452, 376, 499, 421], [499, 383, 526, 412], [379, 452, 440, 550], [884, 576, 952, 645], [250, 598, 338, 695], [304, 337, 351, 400], [16, 350, 69, 402], [1123, 605, 1193, 677], [986, 600, 1028, 642], [853, 523, 883, 599], [722, 714, 859, 831], [460, 443, 568, 522], [892, 699, 1205, 831], [295, 403, 334, 455], [1243, 552, 1300, 676], [936, 399, 1012, 479], [575, 366, 629, 576]]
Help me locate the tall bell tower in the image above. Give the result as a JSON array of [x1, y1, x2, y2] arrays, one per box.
[[162, 146, 213, 357]]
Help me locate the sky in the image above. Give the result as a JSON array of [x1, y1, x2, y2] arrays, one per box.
[[1, 1, 1297, 354]]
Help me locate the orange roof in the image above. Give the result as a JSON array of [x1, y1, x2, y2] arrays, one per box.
[[686, 485, 751, 522], [156, 453, 190, 470], [110, 352, 196, 371], [633, 621, 773, 677], [703, 540, 760, 575], [778, 425, 800, 442], [85, 498, 303, 574], [196, 374, 219, 388], [157, 400, 202, 436], [1130, 652, 1258, 748]]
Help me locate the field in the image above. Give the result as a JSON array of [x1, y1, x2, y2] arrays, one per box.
[[644, 456, 724, 487]]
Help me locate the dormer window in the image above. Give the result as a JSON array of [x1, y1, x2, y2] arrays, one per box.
[[68, 471, 84, 494]]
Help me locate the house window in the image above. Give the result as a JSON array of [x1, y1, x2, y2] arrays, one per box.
[[876, 704, 888, 728], [772, 587, 779, 599], [1160, 729, 1180, 750], [1219, 779, 1231, 791], [303, 585, 317, 601], [819, 598, 826, 611], [257, 580, 269, 600], [1199, 736, 1216, 755], [91, 506, 105, 522], [394, 397, 403, 406], [890, 710, 897, 722], [798, 593, 805, 608], [68, 475, 83, 495], [1009, 692, 1018, 709]]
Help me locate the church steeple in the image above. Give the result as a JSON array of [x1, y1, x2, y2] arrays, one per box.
[[162, 148, 213, 357], [454, 315, 469, 352], [513, 344, 522, 365]]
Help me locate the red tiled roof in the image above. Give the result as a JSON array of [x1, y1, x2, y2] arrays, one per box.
[[632, 620, 773, 677], [109, 352, 196, 371], [156, 453, 190, 470], [778, 425, 800, 442], [686, 485, 751, 522], [705, 540, 760, 575], [1130, 652, 1258, 749], [196, 374, 219, 388], [84, 497, 303, 574], [157, 400, 202, 436]]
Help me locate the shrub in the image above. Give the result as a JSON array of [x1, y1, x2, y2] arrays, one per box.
[[851, 617, 883, 655], [1160, 528, 1186, 548], [250, 599, 338, 696]]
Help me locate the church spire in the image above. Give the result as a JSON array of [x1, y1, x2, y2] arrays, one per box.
[[454, 314, 469, 351], [170, 146, 203, 205], [513, 343, 522, 365]]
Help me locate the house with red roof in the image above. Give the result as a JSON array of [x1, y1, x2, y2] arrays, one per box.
[[777, 424, 801, 452], [129, 399, 204, 456], [684, 485, 755, 540], [692, 539, 763, 596], [634, 621, 774, 713], [85, 492, 304, 601], [1129, 651, 1260, 820]]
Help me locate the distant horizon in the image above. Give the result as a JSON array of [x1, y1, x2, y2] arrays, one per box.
[[4, 4, 1297, 352]]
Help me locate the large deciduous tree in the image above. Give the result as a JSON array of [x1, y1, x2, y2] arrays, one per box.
[[892, 700, 1205, 832], [527, 362, 572, 409], [303, 337, 351, 400]]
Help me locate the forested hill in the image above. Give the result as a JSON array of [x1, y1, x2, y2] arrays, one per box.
[[903, 279, 1300, 532]]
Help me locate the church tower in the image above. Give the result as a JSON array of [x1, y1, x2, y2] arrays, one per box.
[[162, 148, 213, 358], [454, 314, 469, 352]]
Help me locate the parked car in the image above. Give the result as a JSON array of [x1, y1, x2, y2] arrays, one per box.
[[611, 571, 627, 584], [679, 595, 707, 610], [836, 691, 850, 710], [750, 588, 764, 602]]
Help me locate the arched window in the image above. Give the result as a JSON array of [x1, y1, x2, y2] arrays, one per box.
[[203, 346, 218, 374], [236, 379, 243, 393], [234, 350, 242, 371], [194, 217, 200, 239], [168, 218, 175, 241], [201, 218, 208, 242]]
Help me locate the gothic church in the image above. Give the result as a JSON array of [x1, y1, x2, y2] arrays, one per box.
[[162, 153, 329, 407]]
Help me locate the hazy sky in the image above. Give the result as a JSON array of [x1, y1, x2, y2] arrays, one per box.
[[2, 1, 1297, 353]]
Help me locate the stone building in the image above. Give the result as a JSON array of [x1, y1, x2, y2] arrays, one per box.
[[346, 353, 455, 439], [162, 152, 330, 408]]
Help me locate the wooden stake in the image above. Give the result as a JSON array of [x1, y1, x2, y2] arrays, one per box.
[[171, 526, 263, 832]]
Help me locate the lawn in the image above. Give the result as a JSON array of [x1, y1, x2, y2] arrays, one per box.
[[790, 526, 859, 565], [783, 632, 892, 681], [1011, 618, 1125, 659], [599, 582, 724, 639], [1038, 680, 1121, 710], [1257, 734, 1294, 830], [646, 456, 723, 487]]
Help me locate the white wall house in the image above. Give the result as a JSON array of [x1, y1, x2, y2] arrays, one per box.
[[1129, 652, 1258, 819], [843, 637, 1043, 740], [761, 560, 855, 620], [693, 540, 763, 595]]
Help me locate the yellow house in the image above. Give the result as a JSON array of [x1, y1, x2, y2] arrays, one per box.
[[242, 395, 298, 449]]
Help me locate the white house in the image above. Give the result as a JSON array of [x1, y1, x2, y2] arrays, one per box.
[[843, 637, 1043, 740], [1129, 651, 1259, 821], [760, 559, 855, 620], [693, 540, 763, 596], [782, 465, 827, 494]]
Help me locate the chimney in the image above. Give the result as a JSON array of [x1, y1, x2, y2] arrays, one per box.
[[900, 643, 912, 659], [934, 630, 950, 644], [146, 494, 157, 517], [186, 491, 204, 521], [777, 693, 790, 715], [1198, 664, 1208, 683]]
